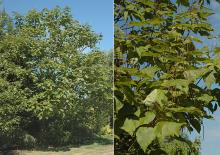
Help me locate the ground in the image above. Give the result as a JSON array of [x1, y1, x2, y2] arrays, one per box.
[[0, 135, 113, 155], [20, 144, 113, 155], [0, 144, 113, 155]]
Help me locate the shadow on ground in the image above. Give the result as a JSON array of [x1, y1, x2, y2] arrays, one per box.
[[0, 135, 113, 155], [34, 135, 113, 152]]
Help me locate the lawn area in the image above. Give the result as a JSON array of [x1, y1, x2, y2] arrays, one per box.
[[3, 135, 114, 155], [21, 144, 113, 155]]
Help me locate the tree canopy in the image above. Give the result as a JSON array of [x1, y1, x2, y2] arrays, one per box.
[[0, 7, 112, 147]]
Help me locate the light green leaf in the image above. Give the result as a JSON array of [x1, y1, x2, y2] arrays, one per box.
[[121, 118, 140, 135], [143, 89, 168, 107], [124, 11, 128, 20], [136, 46, 151, 58], [121, 112, 156, 136], [214, 47, 220, 54], [204, 71, 216, 89], [136, 127, 156, 152], [139, 111, 156, 125], [184, 68, 208, 81], [115, 97, 124, 113], [198, 94, 213, 104], [134, 108, 141, 117], [140, 66, 160, 79], [154, 121, 184, 141], [130, 18, 164, 26], [148, 17, 164, 25], [190, 36, 202, 43], [168, 107, 203, 116], [161, 79, 189, 93]]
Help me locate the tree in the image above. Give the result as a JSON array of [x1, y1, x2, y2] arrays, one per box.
[[114, 0, 220, 154], [0, 7, 112, 147]]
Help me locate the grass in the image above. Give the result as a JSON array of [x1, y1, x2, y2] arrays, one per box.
[[19, 135, 113, 155], [21, 144, 113, 155]]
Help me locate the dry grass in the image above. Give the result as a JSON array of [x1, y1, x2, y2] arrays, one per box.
[[20, 144, 113, 155]]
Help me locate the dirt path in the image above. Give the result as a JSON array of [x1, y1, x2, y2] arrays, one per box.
[[21, 144, 113, 155]]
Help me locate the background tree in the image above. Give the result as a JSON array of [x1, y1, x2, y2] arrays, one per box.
[[114, 0, 220, 154], [0, 7, 112, 147]]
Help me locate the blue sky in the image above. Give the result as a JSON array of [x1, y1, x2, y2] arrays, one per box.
[[202, 1, 220, 155], [2, 0, 113, 50], [191, 84, 220, 155], [191, 1, 220, 155]]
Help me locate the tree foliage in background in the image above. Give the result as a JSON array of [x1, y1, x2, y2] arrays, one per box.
[[114, 0, 220, 154], [0, 7, 112, 147]]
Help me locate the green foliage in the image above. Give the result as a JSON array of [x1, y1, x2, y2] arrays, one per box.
[[114, 0, 220, 154], [0, 7, 112, 147], [162, 137, 201, 155], [23, 133, 36, 149], [101, 125, 113, 135]]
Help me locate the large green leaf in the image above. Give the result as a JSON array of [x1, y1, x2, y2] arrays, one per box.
[[140, 66, 160, 79], [161, 79, 190, 93], [139, 111, 156, 125], [204, 71, 216, 89], [154, 121, 185, 141], [136, 121, 184, 152], [115, 97, 124, 113], [168, 107, 203, 116], [143, 89, 168, 107], [121, 118, 140, 136], [184, 68, 208, 81], [198, 94, 213, 104], [121, 112, 156, 135], [130, 17, 164, 26], [136, 127, 156, 152]]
